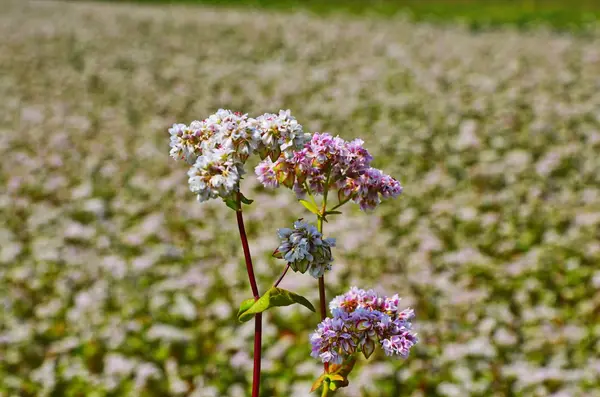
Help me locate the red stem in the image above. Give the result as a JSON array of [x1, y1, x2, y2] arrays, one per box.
[[235, 197, 262, 397], [273, 264, 290, 288], [318, 276, 327, 321]]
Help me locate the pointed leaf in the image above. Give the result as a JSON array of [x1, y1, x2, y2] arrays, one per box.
[[328, 374, 345, 382], [269, 146, 281, 162], [362, 338, 376, 359], [310, 374, 327, 392], [299, 199, 320, 216], [329, 357, 356, 376], [237, 298, 255, 320], [258, 146, 269, 160], [239, 192, 254, 205], [224, 198, 239, 211], [281, 172, 296, 188], [326, 358, 356, 390], [324, 210, 343, 216], [238, 287, 315, 322]]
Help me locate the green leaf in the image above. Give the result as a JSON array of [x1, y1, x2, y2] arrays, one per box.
[[326, 357, 357, 390], [279, 172, 296, 188], [299, 199, 320, 216], [223, 198, 239, 211], [311, 362, 356, 394], [328, 357, 356, 376], [272, 248, 283, 259], [239, 192, 254, 205], [237, 287, 315, 322], [324, 210, 343, 216], [269, 146, 281, 161], [310, 374, 327, 393], [236, 298, 255, 319], [257, 146, 269, 160]]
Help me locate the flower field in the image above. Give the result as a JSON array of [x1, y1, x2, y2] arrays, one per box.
[[1, 1, 599, 396]]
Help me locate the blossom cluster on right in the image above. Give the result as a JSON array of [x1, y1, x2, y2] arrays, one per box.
[[256, 133, 402, 211], [310, 287, 418, 365]]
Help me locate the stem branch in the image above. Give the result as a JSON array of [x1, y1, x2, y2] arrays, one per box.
[[273, 263, 290, 288]]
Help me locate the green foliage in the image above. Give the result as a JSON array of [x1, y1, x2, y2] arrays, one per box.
[[311, 358, 356, 393], [98, 0, 600, 30], [299, 199, 320, 216], [238, 287, 315, 322]]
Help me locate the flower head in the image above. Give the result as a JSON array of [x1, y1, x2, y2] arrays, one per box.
[[255, 133, 402, 211], [274, 220, 336, 278], [169, 109, 256, 164], [201, 109, 258, 163], [187, 148, 243, 202], [169, 109, 264, 204], [250, 110, 310, 160], [168, 123, 206, 164], [310, 287, 417, 364]]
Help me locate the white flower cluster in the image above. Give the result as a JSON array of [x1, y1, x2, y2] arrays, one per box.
[[169, 109, 307, 203], [187, 148, 243, 203], [250, 109, 309, 160]]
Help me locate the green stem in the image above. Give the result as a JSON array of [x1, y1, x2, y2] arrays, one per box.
[[322, 168, 332, 207], [317, 188, 329, 374], [321, 383, 330, 397], [317, 216, 326, 323], [329, 198, 350, 212], [304, 181, 318, 207]]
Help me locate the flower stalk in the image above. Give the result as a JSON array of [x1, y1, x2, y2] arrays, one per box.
[[234, 192, 262, 397]]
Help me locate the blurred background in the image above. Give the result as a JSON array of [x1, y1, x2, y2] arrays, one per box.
[[1, 0, 599, 396]]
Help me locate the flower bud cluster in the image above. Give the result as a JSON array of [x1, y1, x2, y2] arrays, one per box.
[[274, 220, 336, 278], [169, 109, 306, 203], [310, 287, 417, 364], [255, 133, 402, 211]]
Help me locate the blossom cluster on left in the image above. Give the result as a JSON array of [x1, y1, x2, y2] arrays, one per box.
[[169, 109, 309, 203]]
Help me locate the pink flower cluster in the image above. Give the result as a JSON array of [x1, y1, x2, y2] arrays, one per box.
[[255, 133, 402, 211], [310, 287, 417, 365]]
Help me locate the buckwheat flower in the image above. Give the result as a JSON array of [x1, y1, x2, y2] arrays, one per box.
[[187, 148, 243, 203], [352, 168, 403, 211], [310, 317, 355, 365], [255, 158, 278, 188], [169, 123, 202, 164], [201, 109, 259, 163], [169, 109, 258, 166], [255, 132, 402, 211], [273, 220, 336, 277], [340, 138, 373, 173], [381, 331, 418, 358], [250, 110, 309, 160], [310, 287, 418, 364]]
